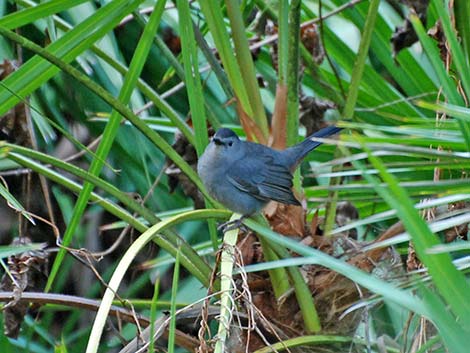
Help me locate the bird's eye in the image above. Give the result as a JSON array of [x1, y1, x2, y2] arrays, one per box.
[[228, 141, 233, 147]]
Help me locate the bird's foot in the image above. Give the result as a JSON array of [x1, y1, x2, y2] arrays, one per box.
[[217, 217, 248, 233]]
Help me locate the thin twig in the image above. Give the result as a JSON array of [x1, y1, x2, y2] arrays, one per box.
[[0, 291, 149, 326], [250, 0, 366, 52]]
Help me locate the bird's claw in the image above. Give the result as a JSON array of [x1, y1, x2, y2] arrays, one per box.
[[217, 218, 248, 233]]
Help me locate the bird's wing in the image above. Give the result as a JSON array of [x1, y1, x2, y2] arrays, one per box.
[[227, 154, 300, 206]]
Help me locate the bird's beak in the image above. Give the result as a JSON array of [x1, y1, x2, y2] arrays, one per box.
[[213, 137, 222, 145]]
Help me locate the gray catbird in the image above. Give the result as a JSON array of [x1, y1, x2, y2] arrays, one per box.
[[198, 125, 341, 228]]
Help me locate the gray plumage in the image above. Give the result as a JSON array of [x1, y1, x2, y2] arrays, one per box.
[[197, 125, 341, 216]]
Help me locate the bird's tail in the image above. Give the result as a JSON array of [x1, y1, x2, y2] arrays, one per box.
[[288, 125, 342, 168]]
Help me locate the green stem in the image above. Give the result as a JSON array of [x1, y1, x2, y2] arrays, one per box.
[[286, 0, 301, 147], [324, 0, 380, 235], [225, 0, 269, 139]]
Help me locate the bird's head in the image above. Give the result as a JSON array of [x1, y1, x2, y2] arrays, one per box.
[[211, 128, 241, 152], [198, 129, 244, 171]]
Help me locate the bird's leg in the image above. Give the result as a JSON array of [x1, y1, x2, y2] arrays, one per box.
[[217, 215, 248, 233]]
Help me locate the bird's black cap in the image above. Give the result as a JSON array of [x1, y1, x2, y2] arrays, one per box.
[[214, 128, 238, 139]]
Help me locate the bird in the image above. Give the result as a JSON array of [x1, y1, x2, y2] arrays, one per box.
[[197, 125, 342, 230]]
